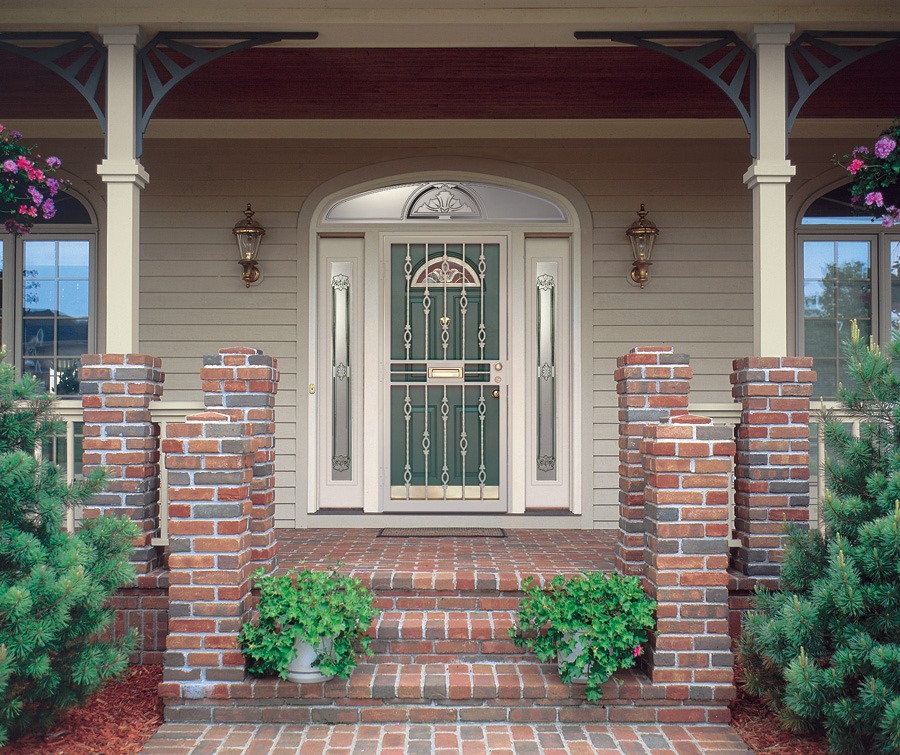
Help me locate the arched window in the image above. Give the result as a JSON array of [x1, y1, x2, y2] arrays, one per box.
[[798, 183, 900, 398], [1, 191, 96, 395]]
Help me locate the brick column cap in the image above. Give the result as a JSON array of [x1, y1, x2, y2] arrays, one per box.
[[217, 346, 263, 356]]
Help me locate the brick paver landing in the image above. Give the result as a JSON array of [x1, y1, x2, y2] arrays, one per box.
[[141, 722, 752, 754]]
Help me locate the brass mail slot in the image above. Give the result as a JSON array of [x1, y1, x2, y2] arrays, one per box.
[[428, 367, 463, 379]]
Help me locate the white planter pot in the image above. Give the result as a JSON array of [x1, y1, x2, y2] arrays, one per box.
[[286, 636, 335, 684], [556, 633, 588, 684]]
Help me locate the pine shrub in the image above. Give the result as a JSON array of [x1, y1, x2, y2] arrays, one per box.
[[740, 322, 900, 754], [0, 361, 139, 745]]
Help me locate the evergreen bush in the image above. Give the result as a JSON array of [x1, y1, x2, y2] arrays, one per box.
[[0, 361, 139, 745], [739, 322, 900, 754]]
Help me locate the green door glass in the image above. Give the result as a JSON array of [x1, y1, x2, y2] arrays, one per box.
[[389, 242, 502, 500]]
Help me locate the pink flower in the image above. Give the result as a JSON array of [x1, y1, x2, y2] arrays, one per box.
[[45, 156, 61, 168], [848, 159, 866, 175], [16, 155, 32, 170], [633, 645, 642, 658], [27, 186, 43, 205], [2, 159, 16, 173], [865, 191, 885, 207], [0, 124, 4, 133], [26, 167, 44, 182], [41, 198, 56, 220], [874, 136, 896, 159]]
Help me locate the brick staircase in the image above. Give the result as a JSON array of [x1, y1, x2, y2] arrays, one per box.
[[163, 559, 730, 725]]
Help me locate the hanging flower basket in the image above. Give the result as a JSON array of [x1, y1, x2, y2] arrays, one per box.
[[835, 120, 900, 227], [0, 123, 68, 235]]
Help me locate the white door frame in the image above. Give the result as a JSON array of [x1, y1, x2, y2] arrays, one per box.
[[305, 172, 584, 520]]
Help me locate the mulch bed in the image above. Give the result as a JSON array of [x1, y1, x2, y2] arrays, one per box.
[[0, 662, 834, 754], [2, 665, 164, 755], [730, 670, 829, 755]]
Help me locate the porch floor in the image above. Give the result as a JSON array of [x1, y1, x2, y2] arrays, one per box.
[[276, 528, 617, 584]]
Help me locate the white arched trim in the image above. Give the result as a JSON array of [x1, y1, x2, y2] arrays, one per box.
[[296, 157, 593, 528]]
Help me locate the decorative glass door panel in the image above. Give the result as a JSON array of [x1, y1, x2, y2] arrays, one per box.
[[389, 242, 503, 502]]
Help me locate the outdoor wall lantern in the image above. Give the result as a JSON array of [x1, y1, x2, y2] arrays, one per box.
[[232, 203, 266, 287], [625, 204, 660, 289]]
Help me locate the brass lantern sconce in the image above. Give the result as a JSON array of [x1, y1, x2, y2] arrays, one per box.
[[232, 203, 265, 287], [625, 204, 660, 289]]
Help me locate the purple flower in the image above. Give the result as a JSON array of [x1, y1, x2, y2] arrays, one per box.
[[874, 136, 897, 159], [884, 206, 900, 228], [27, 186, 43, 206], [46, 177, 60, 196], [853, 145, 870, 156], [3, 218, 29, 235], [2, 159, 16, 173], [45, 156, 61, 169], [10, 131, 21, 139], [41, 198, 56, 220], [865, 191, 884, 208]]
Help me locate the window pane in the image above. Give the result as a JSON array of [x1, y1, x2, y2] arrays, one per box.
[[803, 239, 872, 399], [58, 280, 89, 318], [19, 237, 90, 395], [58, 241, 89, 278], [891, 240, 900, 330], [24, 279, 56, 314], [23, 241, 57, 278]]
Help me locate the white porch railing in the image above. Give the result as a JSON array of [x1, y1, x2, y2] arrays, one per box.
[[51, 399, 202, 542]]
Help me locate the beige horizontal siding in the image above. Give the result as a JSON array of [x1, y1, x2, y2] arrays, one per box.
[[35, 131, 863, 529]]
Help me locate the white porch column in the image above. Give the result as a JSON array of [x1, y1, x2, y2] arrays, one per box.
[[97, 26, 149, 353], [743, 24, 795, 357]]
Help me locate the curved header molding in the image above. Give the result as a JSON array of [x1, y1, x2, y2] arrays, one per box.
[[323, 181, 568, 223]]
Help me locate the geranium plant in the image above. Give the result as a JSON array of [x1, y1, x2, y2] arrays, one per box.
[[509, 571, 656, 701], [238, 567, 378, 681], [835, 120, 900, 227], [0, 123, 67, 236]]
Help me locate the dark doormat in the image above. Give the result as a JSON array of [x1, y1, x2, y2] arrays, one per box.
[[377, 527, 506, 538]]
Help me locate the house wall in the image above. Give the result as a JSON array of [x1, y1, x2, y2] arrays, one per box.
[[39, 132, 858, 529]]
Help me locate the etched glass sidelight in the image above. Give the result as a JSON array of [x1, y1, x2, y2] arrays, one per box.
[[331, 262, 352, 480], [535, 262, 557, 480]]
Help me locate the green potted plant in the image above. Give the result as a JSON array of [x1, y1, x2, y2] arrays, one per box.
[[509, 571, 656, 701], [238, 567, 379, 683]]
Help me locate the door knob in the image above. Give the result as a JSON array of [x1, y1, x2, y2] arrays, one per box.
[[491, 387, 500, 399]]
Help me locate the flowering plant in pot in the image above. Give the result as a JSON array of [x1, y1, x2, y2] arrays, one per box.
[[0, 123, 67, 236], [238, 567, 378, 683], [509, 571, 656, 701], [835, 120, 900, 227]]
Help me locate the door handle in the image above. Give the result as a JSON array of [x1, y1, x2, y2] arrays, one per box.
[[491, 387, 500, 399]]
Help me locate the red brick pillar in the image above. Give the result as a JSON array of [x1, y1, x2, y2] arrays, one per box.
[[614, 346, 692, 576], [161, 411, 255, 700], [200, 347, 280, 567], [80, 353, 165, 574], [730, 357, 815, 580], [642, 414, 735, 720]]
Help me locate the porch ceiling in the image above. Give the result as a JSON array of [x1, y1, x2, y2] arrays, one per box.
[[2, 45, 898, 124]]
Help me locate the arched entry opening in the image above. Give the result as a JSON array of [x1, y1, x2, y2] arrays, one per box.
[[307, 175, 583, 517]]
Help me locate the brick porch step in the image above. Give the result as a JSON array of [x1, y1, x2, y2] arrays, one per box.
[[369, 610, 524, 661], [165, 663, 695, 725]]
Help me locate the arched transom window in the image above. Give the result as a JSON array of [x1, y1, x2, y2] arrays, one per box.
[[323, 182, 568, 223]]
